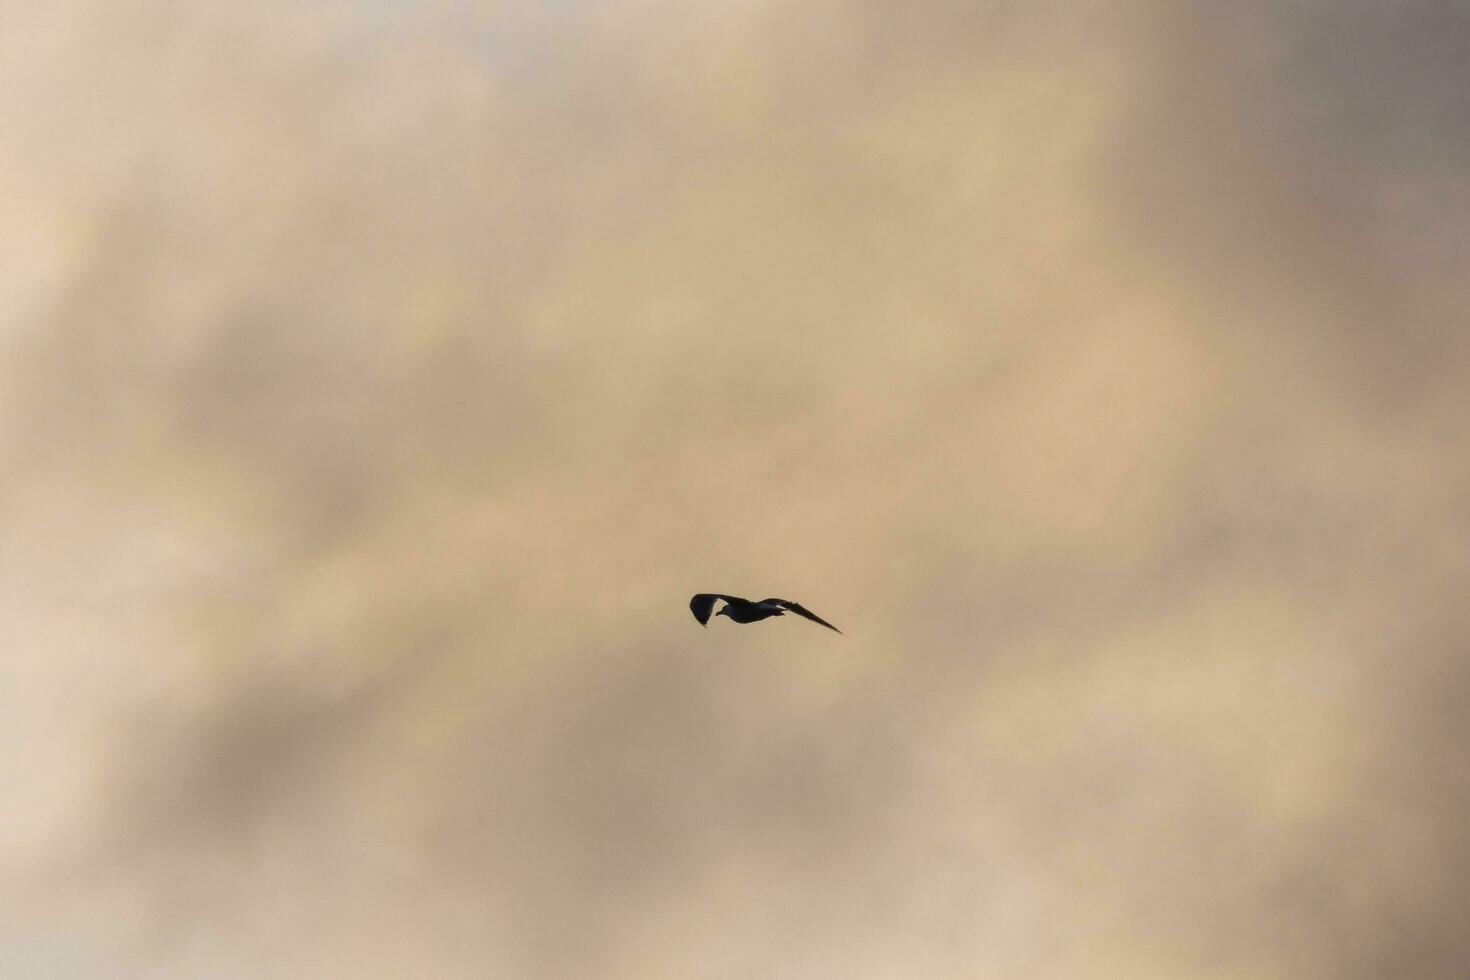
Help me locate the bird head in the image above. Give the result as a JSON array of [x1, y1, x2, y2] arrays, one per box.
[[715, 607, 729, 619]]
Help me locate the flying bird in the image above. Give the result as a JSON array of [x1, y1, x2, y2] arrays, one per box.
[[689, 594, 842, 633]]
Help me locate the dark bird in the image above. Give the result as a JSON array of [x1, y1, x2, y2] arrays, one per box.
[[689, 594, 842, 633]]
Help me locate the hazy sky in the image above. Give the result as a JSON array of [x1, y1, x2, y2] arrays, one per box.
[[3, 2, 1469, 977]]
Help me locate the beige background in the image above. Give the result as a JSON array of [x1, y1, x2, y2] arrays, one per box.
[[4, 2, 1469, 977]]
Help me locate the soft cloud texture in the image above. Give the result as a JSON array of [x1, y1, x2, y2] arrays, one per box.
[[3, 2, 1468, 976]]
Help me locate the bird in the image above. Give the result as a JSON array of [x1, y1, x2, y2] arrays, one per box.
[[689, 594, 842, 633]]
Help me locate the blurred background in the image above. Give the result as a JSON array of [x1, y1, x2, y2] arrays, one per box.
[[3, 2, 1469, 976]]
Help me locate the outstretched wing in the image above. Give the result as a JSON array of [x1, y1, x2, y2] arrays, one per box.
[[766, 598, 842, 634], [689, 593, 744, 627]]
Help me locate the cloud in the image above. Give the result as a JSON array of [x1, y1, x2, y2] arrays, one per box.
[[3, 1, 1467, 976]]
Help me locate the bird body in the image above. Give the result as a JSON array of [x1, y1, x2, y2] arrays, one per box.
[[689, 594, 841, 633]]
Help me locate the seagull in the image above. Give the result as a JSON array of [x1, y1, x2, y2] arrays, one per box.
[[689, 594, 842, 633]]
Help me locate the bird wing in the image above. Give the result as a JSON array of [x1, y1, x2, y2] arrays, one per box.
[[766, 598, 842, 634], [689, 593, 745, 627]]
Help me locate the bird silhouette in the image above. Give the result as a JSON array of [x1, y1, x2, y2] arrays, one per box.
[[689, 594, 842, 633]]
